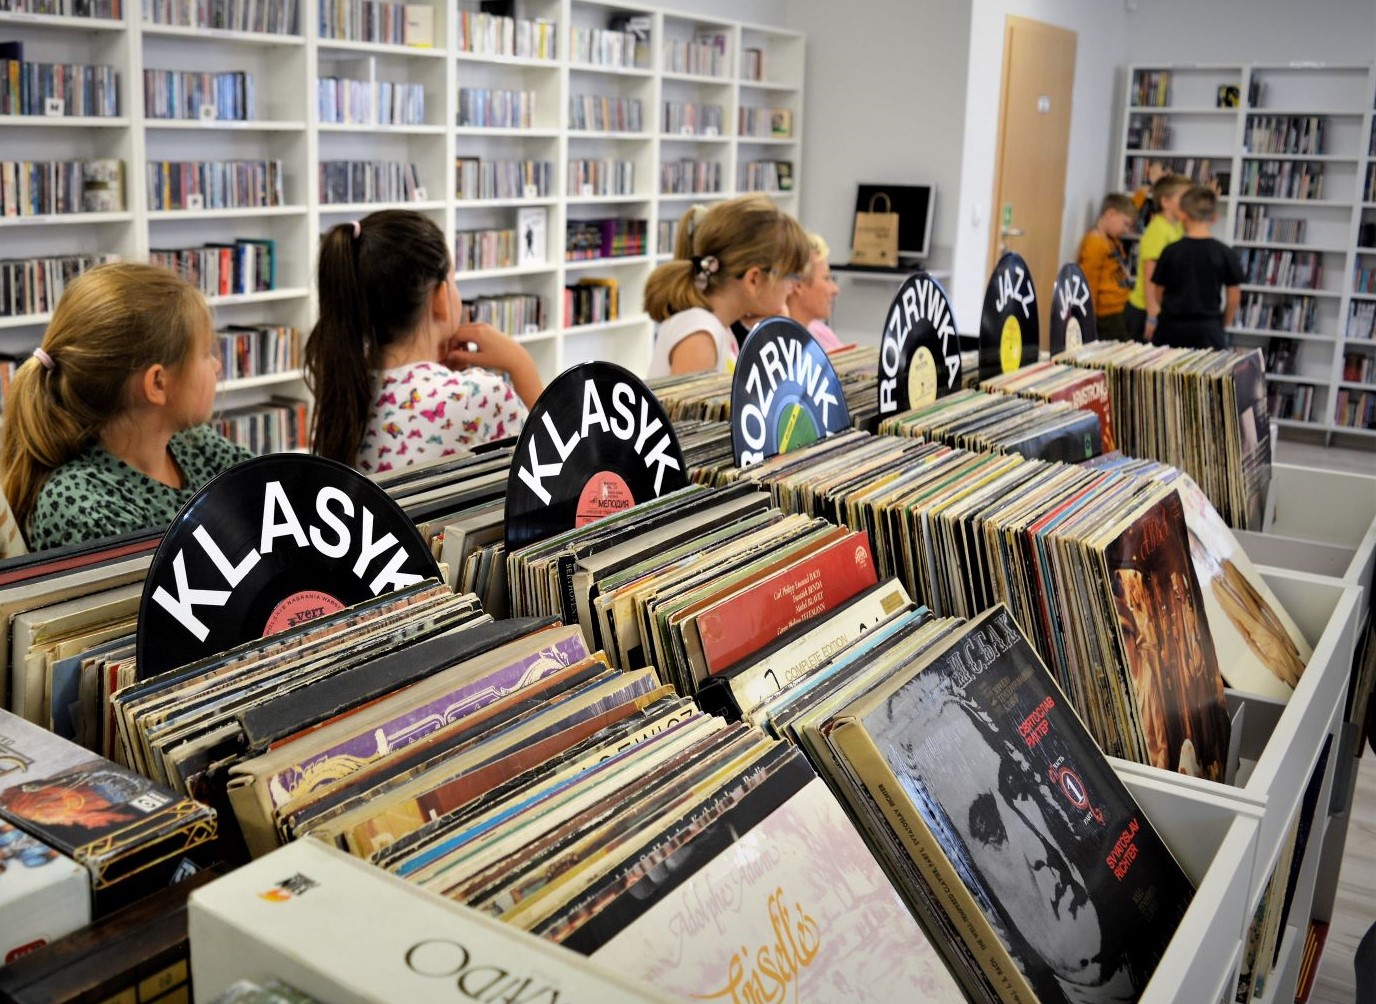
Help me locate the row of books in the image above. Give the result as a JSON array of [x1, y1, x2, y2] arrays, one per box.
[[1264, 336, 1300, 376], [564, 217, 646, 260], [1123, 155, 1227, 191], [741, 45, 766, 80], [1334, 388, 1376, 428], [464, 291, 544, 337], [1366, 164, 1376, 202], [144, 0, 297, 34], [660, 158, 722, 195], [1342, 349, 1374, 384], [318, 159, 421, 205], [0, 0, 120, 14], [1234, 205, 1306, 244], [1126, 112, 1172, 151], [2, 158, 122, 216], [144, 68, 252, 121], [663, 34, 728, 77], [1355, 262, 1374, 294], [1238, 247, 1325, 290], [217, 323, 301, 382], [0, 252, 114, 319], [1348, 301, 1376, 341], [1269, 382, 1316, 421], [657, 218, 675, 253], [568, 94, 642, 133], [453, 227, 515, 272], [567, 158, 632, 197], [213, 398, 309, 454], [148, 238, 275, 298], [317, 76, 424, 126], [318, 0, 419, 46], [1238, 291, 1317, 333], [456, 11, 555, 59], [1239, 160, 1325, 200], [738, 105, 791, 137], [456, 87, 533, 129], [562, 276, 617, 327], [455, 157, 551, 200], [1244, 114, 1327, 156], [662, 100, 721, 135], [146, 159, 283, 211], [1130, 68, 1171, 107], [738, 159, 793, 192], [0, 54, 118, 118], [569, 24, 646, 70]]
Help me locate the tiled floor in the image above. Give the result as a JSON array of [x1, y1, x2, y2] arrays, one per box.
[[1274, 435, 1373, 1004]]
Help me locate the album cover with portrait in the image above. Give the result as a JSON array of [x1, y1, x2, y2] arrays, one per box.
[[827, 605, 1195, 1004]]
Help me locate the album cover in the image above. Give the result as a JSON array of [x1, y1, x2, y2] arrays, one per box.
[[828, 605, 1194, 1004], [517, 207, 547, 266]]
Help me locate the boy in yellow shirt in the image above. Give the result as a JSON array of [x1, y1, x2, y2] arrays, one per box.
[[1077, 193, 1137, 340], [1125, 173, 1191, 342]]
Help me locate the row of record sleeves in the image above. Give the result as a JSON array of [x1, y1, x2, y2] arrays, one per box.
[[0, 335, 1313, 1004]]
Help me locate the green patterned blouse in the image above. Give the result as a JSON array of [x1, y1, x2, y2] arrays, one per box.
[[28, 425, 252, 550]]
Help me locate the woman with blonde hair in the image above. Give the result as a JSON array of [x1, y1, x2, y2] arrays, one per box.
[[1, 262, 250, 550], [645, 194, 809, 377]]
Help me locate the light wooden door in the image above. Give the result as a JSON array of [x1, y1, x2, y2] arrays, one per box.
[[988, 16, 1076, 346]]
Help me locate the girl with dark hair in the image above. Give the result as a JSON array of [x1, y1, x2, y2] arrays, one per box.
[[306, 209, 541, 473]]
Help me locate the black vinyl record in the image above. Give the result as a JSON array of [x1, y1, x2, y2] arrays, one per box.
[[1049, 262, 1098, 355], [979, 250, 1040, 381], [505, 361, 688, 551], [137, 454, 439, 680], [877, 271, 962, 417], [731, 316, 852, 468]]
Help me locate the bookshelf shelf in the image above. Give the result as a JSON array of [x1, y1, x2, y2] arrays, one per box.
[[453, 51, 558, 69], [562, 314, 650, 336], [456, 263, 559, 280], [1246, 108, 1365, 118], [0, 211, 132, 228], [1240, 284, 1343, 297], [0, 313, 51, 331], [146, 206, 310, 221], [453, 126, 559, 137], [569, 63, 654, 78], [514, 328, 559, 344], [1231, 327, 1338, 342], [316, 201, 448, 214], [1126, 148, 1234, 159], [1128, 105, 1237, 115], [737, 135, 797, 146], [657, 191, 729, 201], [1339, 380, 1376, 391], [658, 132, 727, 143], [739, 79, 797, 92], [1233, 198, 1353, 207], [218, 371, 305, 393], [1233, 241, 1349, 253], [205, 288, 310, 307], [316, 123, 447, 135], [0, 115, 129, 128], [140, 24, 304, 46], [567, 129, 650, 140], [565, 194, 651, 205], [316, 39, 446, 58], [145, 119, 307, 132], [0, 11, 123, 30], [454, 197, 559, 209], [1351, 292, 1376, 302], [563, 254, 652, 271], [661, 71, 730, 84]]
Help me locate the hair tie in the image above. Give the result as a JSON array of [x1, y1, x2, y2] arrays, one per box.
[[31, 347, 54, 371], [350, 220, 361, 239], [691, 254, 719, 292]]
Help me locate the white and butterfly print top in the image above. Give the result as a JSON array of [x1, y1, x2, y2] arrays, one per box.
[[356, 362, 528, 473]]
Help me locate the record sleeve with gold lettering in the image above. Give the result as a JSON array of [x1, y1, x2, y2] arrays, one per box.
[[877, 272, 962, 419], [505, 361, 687, 551], [1049, 262, 1098, 354], [732, 316, 852, 468], [136, 454, 438, 679], [979, 250, 1039, 381]]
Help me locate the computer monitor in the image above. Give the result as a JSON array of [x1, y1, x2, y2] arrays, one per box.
[[854, 183, 936, 263]]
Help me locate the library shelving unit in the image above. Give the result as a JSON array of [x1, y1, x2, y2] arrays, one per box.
[[0, 0, 806, 413], [1118, 62, 1376, 446]]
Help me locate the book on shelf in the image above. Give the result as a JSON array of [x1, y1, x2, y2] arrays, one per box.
[[1, 159, 123, 217], [567, 158, 634, 198], [403, 3, 433, 47], [318, 160, 421, 205], [563, 277, 618, 328], [516, 205, 546, 266], [457, 87, 535, 129], [218, 324, 301, 382], [213, 398, 310, 454], [454, 227, 517, 272], [149, 238, 276, 298], [455, 9, 555, 59], [569, 93, 642, 133], [0, 252, 117, 319], [145, 69, 252, 122], [144, 0, 297, 35], [1, 52, 119, 118], [742, 45, 766, 81], [464, 292, 544, 336], [146, 160, 281, 212], [455, 157, 552, 200]]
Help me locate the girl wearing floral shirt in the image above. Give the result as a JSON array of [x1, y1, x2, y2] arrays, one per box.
[[307, 210, 542, 472]]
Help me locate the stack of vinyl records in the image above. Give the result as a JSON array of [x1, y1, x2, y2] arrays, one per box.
[[1056, 341, 1271, 530], [877, 387, 1104, 463], [980, 359, 1117, 451], [722, 430, 1236, 778]]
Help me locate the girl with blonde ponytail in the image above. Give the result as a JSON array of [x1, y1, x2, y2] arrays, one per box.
[[0, 262, 250, 550], [644, 194, 809, 377]]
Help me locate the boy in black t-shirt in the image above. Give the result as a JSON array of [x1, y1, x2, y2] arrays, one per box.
[[1150, 186, 1243, 350]]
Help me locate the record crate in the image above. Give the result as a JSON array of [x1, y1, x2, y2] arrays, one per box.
[[1112, 566, 1364, 1003]]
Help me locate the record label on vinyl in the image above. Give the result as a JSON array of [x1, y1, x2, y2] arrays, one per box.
[[137, 454, 439, 679], [980, 251, 1039, 381], [732, 317, 851, 468], [506, 362, 687, 551], [1050, 262, 1098, 355], [877, 272, 962, 417]]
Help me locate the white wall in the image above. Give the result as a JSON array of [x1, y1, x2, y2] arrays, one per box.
[[785, 0, 973, 343], [950, 0, 1129, 333], [1126, 0, 1376, 65], [670, 0, 788, 25]]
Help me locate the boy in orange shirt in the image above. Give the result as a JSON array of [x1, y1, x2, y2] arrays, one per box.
[[1077, 193, 1137, 341]]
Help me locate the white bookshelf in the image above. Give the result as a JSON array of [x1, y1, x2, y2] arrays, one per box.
[[0, 0, 806, 428], [1118, 63, 1376, 445]]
